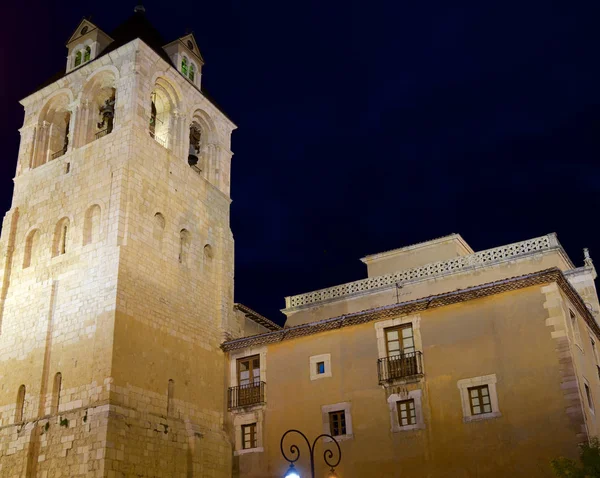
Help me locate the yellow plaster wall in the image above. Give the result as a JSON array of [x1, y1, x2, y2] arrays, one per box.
[[233, 285, 589, 477]]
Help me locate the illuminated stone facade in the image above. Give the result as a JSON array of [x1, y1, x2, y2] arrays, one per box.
[[0, 10, 248, 478], [2, 8, 600, 478]]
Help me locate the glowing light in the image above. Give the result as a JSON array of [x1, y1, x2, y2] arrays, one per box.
[[283, 464, 300, 478]]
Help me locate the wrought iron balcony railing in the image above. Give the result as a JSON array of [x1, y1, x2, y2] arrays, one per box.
[[377, 352, 423, 384], [228, 381, 266, 410]]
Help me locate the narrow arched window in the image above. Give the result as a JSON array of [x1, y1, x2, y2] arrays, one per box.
[[149, 96, 157, 138], [84, 46, 91, 63], [52, 373, 62, 415], [189, 64, 195, 82], [167, 379, 175, 416], [181, 57, 188, 77], [179, 229, 190, 264], [153, 212, 165, 246], [23, 229, 40, 268], [15, 385, 26, 423], [53, 218, 69, 257], [83, 205, 101, 245], [74, 51, 82, 67]]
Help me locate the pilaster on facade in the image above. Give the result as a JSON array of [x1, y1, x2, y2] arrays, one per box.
[[542, 283, 588, 441]]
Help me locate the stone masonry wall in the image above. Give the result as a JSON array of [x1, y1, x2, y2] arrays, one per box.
[[0, 37, 237, 477]]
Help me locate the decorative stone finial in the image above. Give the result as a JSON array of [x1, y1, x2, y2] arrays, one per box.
[[584, 248, 593, 266], [134, 4, 146, 13]]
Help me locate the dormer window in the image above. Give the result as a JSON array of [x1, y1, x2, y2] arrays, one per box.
[[181, 57, 189, 77], [84, 46, 91, 62], [189, 64, 196, 82], [74, 51, 82, 67]]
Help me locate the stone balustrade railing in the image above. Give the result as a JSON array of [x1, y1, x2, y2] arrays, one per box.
[[285, 234, 558, 309]]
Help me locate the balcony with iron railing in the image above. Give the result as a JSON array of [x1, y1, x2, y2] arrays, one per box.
[[377, 352, 423, 384], [228, 381, 266, 410]]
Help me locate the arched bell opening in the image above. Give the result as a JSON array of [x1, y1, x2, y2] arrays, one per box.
[[149, 78, 179, 149], [32, 93, 72, 168]]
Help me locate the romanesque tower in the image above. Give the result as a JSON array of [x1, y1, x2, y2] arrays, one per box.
[[0, 8, 237, 477]]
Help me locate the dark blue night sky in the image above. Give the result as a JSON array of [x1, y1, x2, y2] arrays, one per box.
[[1, 1, 599, 324]]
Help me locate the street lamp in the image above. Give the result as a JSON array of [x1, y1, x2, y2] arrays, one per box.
[[281, 429, 342, 478]]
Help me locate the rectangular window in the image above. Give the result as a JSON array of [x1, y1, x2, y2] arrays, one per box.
[[241, 423, 257, 449], [397, 399, 416, 426], [329, 411, 347, 437], [317, 361, 325, 375], [238, 355, 260, 387], [585, 383, 594, 411], [468, 385, 492, 415], [385, 324, 415, 357]]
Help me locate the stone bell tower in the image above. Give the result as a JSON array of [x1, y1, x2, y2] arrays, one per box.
[[0, 7, 237, 477]]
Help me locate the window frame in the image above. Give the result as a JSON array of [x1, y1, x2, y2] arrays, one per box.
[[388, 389, 425, 432], [457, 374, 501, 423], [467, 385, 493, 416], [181, 56, 189, 77], [375, 315, 423, 362], [584, 380, 595, 414], [328, 410, 346, 437], [241, 423, 257, 450], [309, 353, 332, 381], [237, 355, 261, 387], [321, 402, 353, 442], [397, 399, 417, 426], [384, 323, 415, 357], [233, 411, 264, 455]]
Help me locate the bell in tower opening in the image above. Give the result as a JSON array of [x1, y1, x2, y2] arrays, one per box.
[[97, 93, 116, 137], [188, 123, 201, 167]]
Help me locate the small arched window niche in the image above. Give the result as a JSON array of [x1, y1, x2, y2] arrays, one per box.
[[83, 204, 101, 246], [52, 218, 70, 257], [51, 372, 62, 415], [149, 78, 180, 149], [153, 212, 166, 246], [15, 385, 26, 423], [179, 229, 191, 265], [23, 229, 41, 268]]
